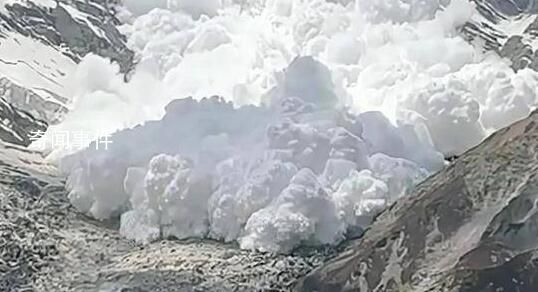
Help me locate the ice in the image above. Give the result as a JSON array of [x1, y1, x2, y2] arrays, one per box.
[[40, 0, 538, 253]]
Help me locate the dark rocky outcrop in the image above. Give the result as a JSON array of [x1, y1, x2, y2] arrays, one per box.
[[296, 111, 538, 291], [462, 0, 538, 71], [0, 0, 133, 73], [0, 97, 47, 146], [0, 77, 68, 123]]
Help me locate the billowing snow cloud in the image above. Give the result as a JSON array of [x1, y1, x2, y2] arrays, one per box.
[[60, 57, 439, 252], [38, 0, 538, 253]]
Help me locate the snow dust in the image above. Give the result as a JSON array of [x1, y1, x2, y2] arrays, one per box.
[[35, 0, 538, 253]]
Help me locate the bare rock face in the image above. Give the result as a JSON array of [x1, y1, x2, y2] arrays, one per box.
[[0, 77, 68, 146], [462, 0, 538, 71], [295, 110, 538, 291], [0, 96, 47, 146]]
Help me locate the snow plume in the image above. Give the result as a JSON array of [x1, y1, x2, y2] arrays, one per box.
[[44, 0, 538, 252], [61, 57, 435, 253]]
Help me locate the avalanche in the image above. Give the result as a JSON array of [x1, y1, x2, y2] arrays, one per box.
[[37, 0, 538, 253]]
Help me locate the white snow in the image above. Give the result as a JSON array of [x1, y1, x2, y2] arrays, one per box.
[[37, 0, 538, 253], [240, 168, 345, 253], [331, 169, 389, 228], [0, 32, 76, 106], [120, 154, 212, 241], [0, 0, 56, 12]]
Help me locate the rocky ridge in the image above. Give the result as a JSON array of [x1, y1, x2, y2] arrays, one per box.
[[0, 0, 133, 146], [463, 0, 538, 70], [297, 107, 538, 292]]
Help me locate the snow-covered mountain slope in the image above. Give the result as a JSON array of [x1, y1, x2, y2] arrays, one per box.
[[0, 0, 132, 146], [463, 0, 538, 70], [0, 0, 133, 72]]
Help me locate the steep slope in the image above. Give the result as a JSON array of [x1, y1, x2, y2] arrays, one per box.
[[0, 0, 133, 72], [296, 106, 538, 291], [0, 0, 132, 146], [463, 0, 538, 70]]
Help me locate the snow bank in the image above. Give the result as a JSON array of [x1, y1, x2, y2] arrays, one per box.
[[40, 0, 538, 253]]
